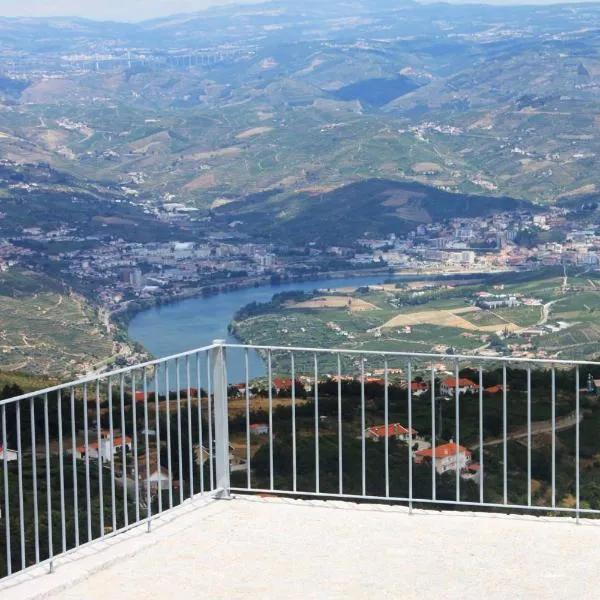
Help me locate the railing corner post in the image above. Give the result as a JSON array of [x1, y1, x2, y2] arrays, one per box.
[[211, 339, 231, 499]]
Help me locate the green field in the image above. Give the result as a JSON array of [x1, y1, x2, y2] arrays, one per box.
[[492, 306, 543, 328]]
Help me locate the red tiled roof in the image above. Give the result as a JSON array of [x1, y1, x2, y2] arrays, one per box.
[[442, 378, 479, 389], [485, 385, 503, 394], [367, 423, 417, 438], [410, 381, 429, 391], [273, 378, 292, 388], [77, 435, 132, 453], [415, 442, 471, 459]]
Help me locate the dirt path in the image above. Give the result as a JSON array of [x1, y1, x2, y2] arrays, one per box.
[[537, 300, 559, 326]]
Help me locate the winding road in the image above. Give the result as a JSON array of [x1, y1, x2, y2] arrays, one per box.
[[469, 412, 581, 451]]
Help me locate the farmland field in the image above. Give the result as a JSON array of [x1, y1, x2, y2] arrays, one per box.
[[231, 269, 600, 369], [383, 307, 518, 332]]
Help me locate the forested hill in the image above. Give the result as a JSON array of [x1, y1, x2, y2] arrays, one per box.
[[212, 179, 533, 246]]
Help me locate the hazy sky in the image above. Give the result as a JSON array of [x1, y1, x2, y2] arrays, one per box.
[[0, 0, 597, 21]]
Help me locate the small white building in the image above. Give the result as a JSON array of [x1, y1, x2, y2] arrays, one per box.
[[144, 466, 173, 493]]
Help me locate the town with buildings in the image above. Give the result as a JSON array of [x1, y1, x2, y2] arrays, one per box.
[[1, 203, 598, 324]]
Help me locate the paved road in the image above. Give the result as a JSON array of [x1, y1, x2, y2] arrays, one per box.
[[470, 413, 581, 450]]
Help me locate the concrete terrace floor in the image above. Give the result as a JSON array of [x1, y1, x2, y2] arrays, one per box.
[[1, 496, 598, 600]]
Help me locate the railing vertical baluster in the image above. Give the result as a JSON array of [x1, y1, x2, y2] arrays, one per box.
[[176, 358, 184, 505], [108, 377, 117, 534], [96, 380, 104, 539], [196, 353, 204, 495], [337, 353, 342, 496], [132, 373, 139, 524], [143, 368, 151, 532], [2, 405, 11, 576], [268, 350, 274, 491], [455, 362, 460, 503], [120, 374, 128, 527], [576, 367, 580, 524], [70, 387, 79, 547], [155, 365, 162, 514], [551, 366, 556, 509], [503, 365, 508, 506], [44, 393, 53, 572], [57, 390, 66, 554], [361, 356, 366, 497], [16, 401, 24, 571], [291, 352, 297, 493], [314, 353, 320, 495], [527, 368, 532, 507], [211, 340, 230, 497], [478, 366, 484, 504], [245, 349, 251, 490], [207, 353, 214, 491], [166, 362, 173, 509], [408, 360, 413, 513], [384, 358, 389, 498], [83, 384, 92, 543], [186, 356, 193, 500], [431, 364, 436, 501], [30, 396, 40, 564]]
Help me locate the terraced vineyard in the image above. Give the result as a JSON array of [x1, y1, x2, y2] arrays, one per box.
[[0, 270, 125, 376]]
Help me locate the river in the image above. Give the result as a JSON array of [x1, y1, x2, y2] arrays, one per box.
[[127, 275, 397, 382]]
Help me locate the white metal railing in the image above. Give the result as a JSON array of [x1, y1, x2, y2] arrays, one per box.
[[0, 341, 596, 580]]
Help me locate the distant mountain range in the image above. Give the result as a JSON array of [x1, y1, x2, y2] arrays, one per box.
[[1, 0, 600, 242]]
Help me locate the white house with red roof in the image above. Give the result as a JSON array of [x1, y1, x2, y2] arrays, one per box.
[[70, 430, 132, 463], [413, 441, 472, 474], [406, 381, 429, 397], [440, 377, 479, 397], [145, 466, 173, 493], [0, 447, 17, 462], [250, 423, 269, 436], [364, 423, 417, 442]]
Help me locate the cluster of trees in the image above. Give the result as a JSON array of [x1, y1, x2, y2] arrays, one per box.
[[231, 291, 309, 322]]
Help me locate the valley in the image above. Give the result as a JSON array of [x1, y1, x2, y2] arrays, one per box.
[[3, 0, 600, 374]]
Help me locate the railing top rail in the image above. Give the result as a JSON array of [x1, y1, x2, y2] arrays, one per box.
[[0, 344, 218, 407], [3, 341, 597, 407], [224, 343, 600, 367]]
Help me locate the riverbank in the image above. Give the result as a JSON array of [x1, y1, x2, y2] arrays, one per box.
[[116, 266, 517, 327], [114, 267, 394, 326]]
